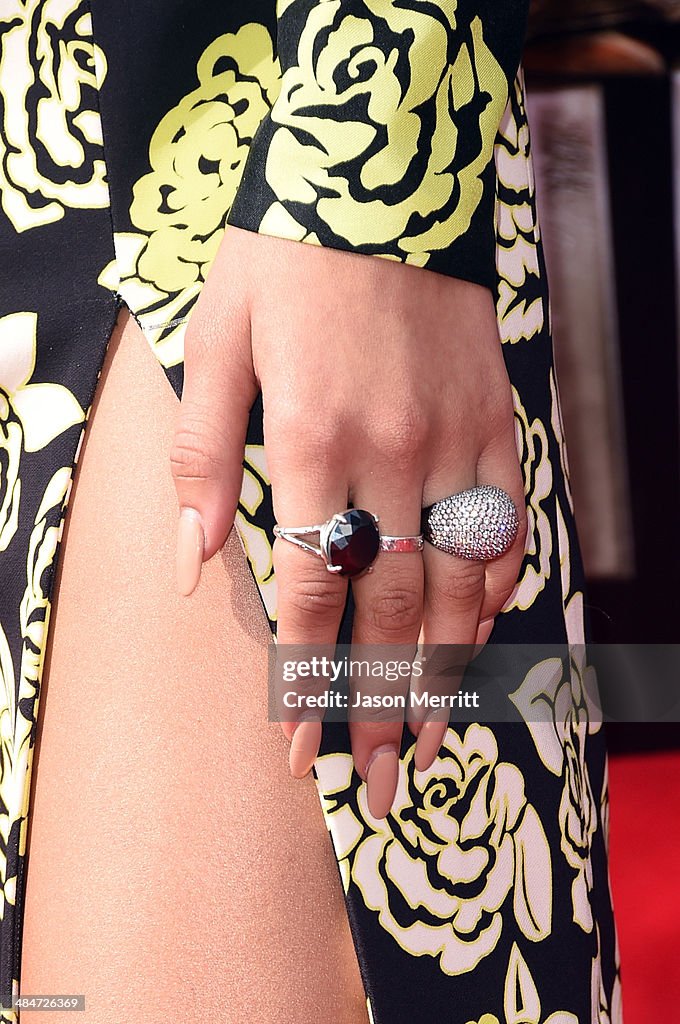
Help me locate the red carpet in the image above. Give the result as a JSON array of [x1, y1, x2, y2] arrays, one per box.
[[607, 749, 680, 1021]]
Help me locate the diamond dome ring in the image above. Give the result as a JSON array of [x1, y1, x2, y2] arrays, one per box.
[[421, 485, 520, 561]]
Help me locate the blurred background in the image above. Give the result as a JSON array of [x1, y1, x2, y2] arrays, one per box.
[[523, 2, 680, 1018]]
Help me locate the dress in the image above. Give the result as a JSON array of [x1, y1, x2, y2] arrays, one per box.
[[0, 2, 622, 1021]]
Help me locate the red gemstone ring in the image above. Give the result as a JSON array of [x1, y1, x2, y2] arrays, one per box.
[[273, 509, 423, 579]]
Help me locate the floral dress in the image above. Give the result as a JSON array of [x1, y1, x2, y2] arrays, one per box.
[[0, 1, 622, 1021]]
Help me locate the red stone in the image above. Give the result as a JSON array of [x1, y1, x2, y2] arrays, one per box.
[[326, 509, 380, 578]]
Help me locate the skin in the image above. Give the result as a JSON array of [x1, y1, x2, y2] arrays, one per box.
[[21, 310, 367, 1023], [21, 229, 526, 1018], [172, 226, 528, 814]]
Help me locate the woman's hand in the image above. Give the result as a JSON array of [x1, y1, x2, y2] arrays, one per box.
[[172, 225, 527, 818]]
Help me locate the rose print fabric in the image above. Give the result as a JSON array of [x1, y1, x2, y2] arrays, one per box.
[[227, 0, 527, 288], [0, 2, 622, 1022]]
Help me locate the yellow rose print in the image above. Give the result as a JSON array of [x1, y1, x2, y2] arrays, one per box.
[[254, 0, 508, 264], [1, 466, 72, 993], [314, 751, 364, 894], [509, 498, 603, 935], [15, 467, 72, 789], [549, 366, 575, 514], [315, 725, 552, 975], [0, 0, 108, 232], [0, 312, 83, 959], [494, 72, 544, 345], [502, 383, 553, 613], [0, 393, 21, 555], [591, 924, 623, 1024], [465, 943, 581, 1023], [0, 0, 622, 1018], [129, 24, 280, 289], [99, 23, 281, 369], [0, 312, 86, 453], [0, 621, 17, 823], [234, 445, 277, 624], [488, 943, 579, 1024]]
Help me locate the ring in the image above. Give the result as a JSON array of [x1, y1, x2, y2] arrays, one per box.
[[273, 508, 423, 577], [421, 485, 519, 561]]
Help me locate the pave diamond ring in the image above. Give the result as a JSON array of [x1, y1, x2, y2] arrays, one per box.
[[421, 485, 520, 561]]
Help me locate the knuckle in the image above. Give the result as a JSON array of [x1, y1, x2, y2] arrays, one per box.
[[169, 424, 224, 481], [481, 378, 515, 438], [283, 573, 347, 622], [369, 584, 422, 636], [302, 427, 342, 464], [371, 407, 429, 461], [431, 562, 486, 610], [279, 666, 326, 702], [266, 404, 345, 463], [484, 579, 515, 618], [264, 399, 302, 437]]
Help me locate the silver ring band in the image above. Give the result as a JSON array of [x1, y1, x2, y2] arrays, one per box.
[[379, 535, 424, 553], [273, 509, 423, 577]]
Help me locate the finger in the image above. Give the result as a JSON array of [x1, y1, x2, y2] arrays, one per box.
[[171, 296, 257, 596], [348, 473, 425, 820], [414, 465, 484, 772], [474, 616, 496, 649], [473, 429, 529, 632], [268, 450, 351, 778]]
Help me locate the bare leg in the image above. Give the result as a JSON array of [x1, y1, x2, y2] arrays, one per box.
[[20, 310, 367, 1023]]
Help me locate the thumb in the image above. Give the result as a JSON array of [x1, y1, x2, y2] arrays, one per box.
[[171, 300, 257, 596]]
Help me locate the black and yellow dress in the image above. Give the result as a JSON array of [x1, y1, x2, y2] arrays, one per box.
[[0, 1, 622, 1021]]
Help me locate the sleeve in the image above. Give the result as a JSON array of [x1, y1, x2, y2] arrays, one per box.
[[225, 0, 530, 292]]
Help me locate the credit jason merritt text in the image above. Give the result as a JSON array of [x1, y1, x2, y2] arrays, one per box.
[[282, 691, 480, 710]]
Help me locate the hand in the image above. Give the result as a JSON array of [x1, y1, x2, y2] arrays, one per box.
[[172, 225, 527, 818]]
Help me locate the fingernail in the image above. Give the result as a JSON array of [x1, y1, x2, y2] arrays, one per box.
[[289, 717, 322, 779], [414, 717, 447, 772], [475, 616, 495, 647], [366, 745, 399, 819], [176, 507, 205, 596]]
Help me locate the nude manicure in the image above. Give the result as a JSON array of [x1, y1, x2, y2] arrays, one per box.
[[366, 746, 399, 819], [414, 718, 447, 773], [289, 718, 322, 779], [176, 507, 205, 596]]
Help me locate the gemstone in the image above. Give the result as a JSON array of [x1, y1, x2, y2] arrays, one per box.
[[325, 509, 380, 577], [421, 485, 519, 560]]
